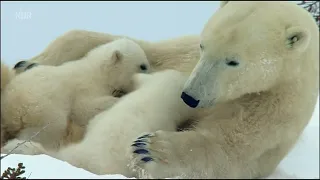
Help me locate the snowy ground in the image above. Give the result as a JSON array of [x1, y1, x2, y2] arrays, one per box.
[[1, 98, 319, 179]]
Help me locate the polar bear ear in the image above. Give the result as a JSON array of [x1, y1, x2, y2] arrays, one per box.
[[220, 1, 229, 8], [285, 26, 311, 53], [111, 50, 123, 64]]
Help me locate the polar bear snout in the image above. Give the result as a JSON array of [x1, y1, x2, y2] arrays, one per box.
[[181, 91, 200, 108]]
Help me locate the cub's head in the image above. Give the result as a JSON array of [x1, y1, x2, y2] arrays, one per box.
[[182, 1, 319, 108], [89, 38, 150, 74], [87, 38, 151, 95]]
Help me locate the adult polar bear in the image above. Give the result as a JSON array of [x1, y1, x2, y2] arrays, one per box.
[[11, 1, 319, 179], [129, 1, 319, 179]]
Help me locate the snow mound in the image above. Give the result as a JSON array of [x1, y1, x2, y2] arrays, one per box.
[[0, 154, 134, 179]]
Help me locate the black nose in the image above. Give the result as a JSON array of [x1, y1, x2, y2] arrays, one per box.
[[14, 61, 27, 69], [181, 92, 200, 108]]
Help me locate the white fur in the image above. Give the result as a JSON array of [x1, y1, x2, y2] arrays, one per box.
[[51, 69, 197, 177], [1, 38, 150, 152]]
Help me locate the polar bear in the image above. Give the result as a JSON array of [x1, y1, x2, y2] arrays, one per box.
[[7, 1, 318, 179], [127, 1, 319, 179], [1, 38, 150, 152], [1, 62, 16, 147], [1, 62, 15, 92], [48, 69, 197, 177], [13, 30, 200, 75]]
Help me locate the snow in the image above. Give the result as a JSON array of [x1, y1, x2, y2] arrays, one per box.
[[1, 98, 319, 179], [0, 154, 132, 179]]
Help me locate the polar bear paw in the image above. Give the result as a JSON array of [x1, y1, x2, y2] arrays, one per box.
[[13, 61, 39, 73], [128, 130, 180, 179]]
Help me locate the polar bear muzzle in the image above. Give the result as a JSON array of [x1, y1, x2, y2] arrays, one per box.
[[181, 58, 218, 109]]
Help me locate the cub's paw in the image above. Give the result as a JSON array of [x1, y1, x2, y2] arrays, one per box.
[[128, 131, 180, 179]]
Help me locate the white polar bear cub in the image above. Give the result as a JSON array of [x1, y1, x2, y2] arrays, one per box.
[[52, 69, 197, 177], [1, 38, 150, 152]]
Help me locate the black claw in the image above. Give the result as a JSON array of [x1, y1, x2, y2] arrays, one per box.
[[14, 61, 27, 69], [141, 157, 153, 163], [133, 149, 149, 154], [134, 139, 147, 143], [25, 63, 38, 71], [131, 142, 146, 147], [137, 134, 151, 139]]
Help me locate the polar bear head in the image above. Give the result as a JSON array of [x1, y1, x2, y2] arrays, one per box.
[[181, 1, 319, 108]]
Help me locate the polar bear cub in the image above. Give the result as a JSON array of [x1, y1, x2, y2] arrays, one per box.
[[52, 69, 197, 177], [1, 38, 150, 151]]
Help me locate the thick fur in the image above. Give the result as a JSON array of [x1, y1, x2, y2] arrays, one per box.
[[13, 30, 200, 75], [46, 70, 197, 177], [7, 1, 319, 179], [1, 62, 16, 147], [128, 1, 319, 179], [1, 62, 15, 92], [1, 38, 150, 152]]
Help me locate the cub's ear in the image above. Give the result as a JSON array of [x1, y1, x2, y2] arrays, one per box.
[[111, 50, 123, 64], [220, 1, 229, 8], [132, 73, 153, 89], [286, 26, 311, 53]]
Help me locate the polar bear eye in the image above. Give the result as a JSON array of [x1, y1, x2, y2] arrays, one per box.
[[290, 35, 299, 43], [287, 35, 299, 48], [225, 59, 239, 67], [140, 64, 147, 71]]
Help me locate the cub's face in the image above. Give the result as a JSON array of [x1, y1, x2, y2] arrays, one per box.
[[129, 56, 150, 75], [105, 47, 151, 96], [181, 1, 314, 108], [110, 49, 151, 75]]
